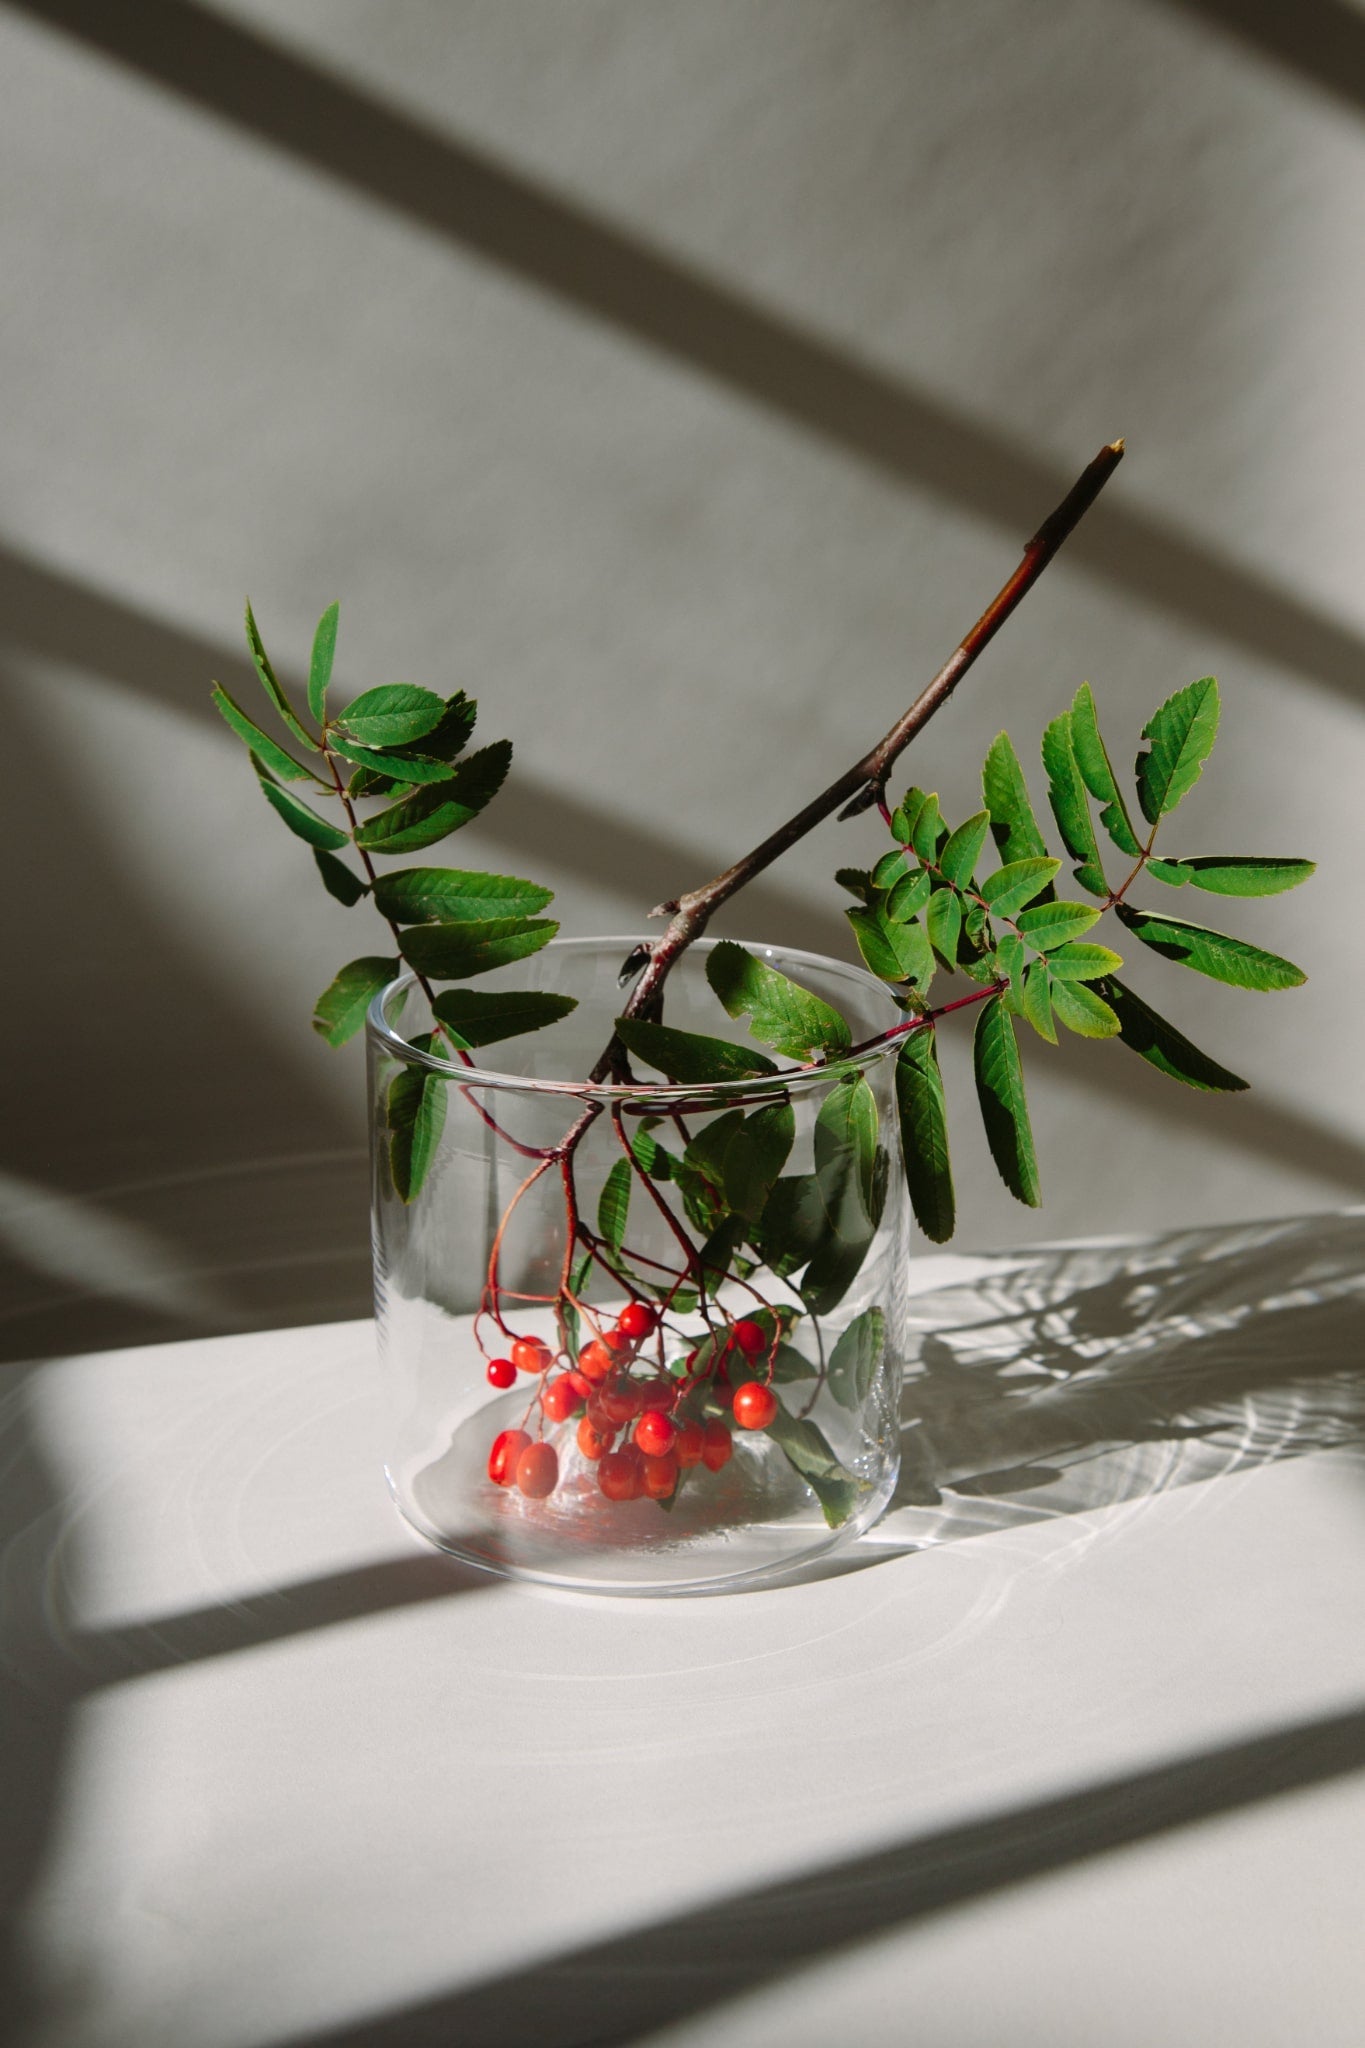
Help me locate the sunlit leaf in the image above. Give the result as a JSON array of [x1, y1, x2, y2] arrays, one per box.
[[895, 1029, 954, 1243], [400, 915, 558, 979], [312, 955, 398, 1047], [1041, 712, 1107, 897], [373, 867, 553, 925], [973, 994, 1041, 1207], [1049, 977, 1121, 1038], [387, 1034, 447, 1202], [1146, 855, 1315, 898], [982, 731, 1049, 867], [1070, 682, 1141, 855], [244, 600, 317, 750], [706, 940, 851, 1059], [308, 602, 339, 724], [335, 683, 447, 747], [354, 742, 512, 854], [597, 1158, 632, 1254], [828, 1306, 886, 1410], [210, 683, 318, 782], [979, 857, 1062, 920], [1015, 899, 1102, 951], [1114, 905, 1305, 991], [939, 810, 991, 889], [1020, 960, 1056, 1043], [1135, 676, 1220, 823]]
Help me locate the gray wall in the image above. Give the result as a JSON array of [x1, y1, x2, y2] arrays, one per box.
[[2, 0, 1361, 1359]]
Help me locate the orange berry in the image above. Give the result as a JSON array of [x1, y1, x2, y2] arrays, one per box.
[[598, 1447, 644, 1501], [577, 1416, 615, 1461], [516, 1442, 559, 1498], [674, 1419, 705, 1468], [541, 1375, 581, 1423], [641, 1451, 680, 1500], [512, 1338, 551, 1375], [634, 1411, 678, 1460], [598, 1374, 644, 1425], [637, 1375, 674, 1411], [578, 1339, 613, 1383], [488, 1428, 531, 1487]]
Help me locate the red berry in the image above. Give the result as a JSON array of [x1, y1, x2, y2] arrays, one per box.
[[732, 1381, 778, 1430], [566, 1369, 593, 1399], [486, 1357, 516, 1389], [617, 1301, 657, 1341], [634, 1410, 678, 1460], [598, 1447, 644, 1501], [578, 1340, 613, 1383], [488, 1428, 532, 1487], [541, 1375, 581, 1423], [642, 1451, 680, 1500], [637, 1375, 675, 1412], [733, 1319, 766, 1358], [598, 1375, 644, 1425], [701, 1421, 732, 1472], [674, 1419, 705, 1468], [577, 1416, 615, 1461], [512, 1338, 551, 1375], [516, 1442, 559, 1498], [601, 1327, 634, 1358]]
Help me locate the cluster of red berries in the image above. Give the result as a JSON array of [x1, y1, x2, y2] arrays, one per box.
[[485, 1305, 781, 1507]]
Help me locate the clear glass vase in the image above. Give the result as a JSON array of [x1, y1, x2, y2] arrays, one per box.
[[367, 937, 910, 1594]]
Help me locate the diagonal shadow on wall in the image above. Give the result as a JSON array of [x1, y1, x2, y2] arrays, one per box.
[[1158, 0, 1365, 117], [2, 540, 1362, 1207], [8, 0, 1365, 712]]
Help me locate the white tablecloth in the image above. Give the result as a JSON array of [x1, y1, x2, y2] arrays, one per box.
[[3, 1213, 1363, 2046]]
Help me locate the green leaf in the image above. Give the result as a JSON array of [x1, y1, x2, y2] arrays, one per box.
[[373, 867, 553, 926], [995, 931, 1025, 999], [939, 810, 991, 889], [924, 885, 962, 968], [979, 857, 1062, 920], [387, 1035, 447, 1202], [1020, 960, 1056, 1043], [210, 683, 318, 782], [752, 1171, 828, 1278], [354, 742, 512, 854], [328, 736, 460, 784], [253, 757, 350, 850], [982, 732, 1049, 866], [896, 1030, 954, 1244], [308, 602, 339, 724], [973, 994, 1041, 1207], [597, 1158, 632, 1253], [721, 1101, 796, 1222], [892, 787, 936, 854], [1101, 977, 1248, 1092], [1049, 977, 1120, 1038], [846, 906, 934, 988], [430, 986, 576, 1048], [765, 1404, 859, 1527], [1136, 677, 1220, 824], [886, 866, 932, 923], [401, 691, 478, 764], [244, 601, 317, 750], [613, 1017, 777, 1084], [872, 848, 913, 891], [907, 790, 941, 861], [1015, 900, 1102, 952], [400, 916, 558, 980], [770, 1339, 818, 1383], [835, 866, 874, 905], [1041, 713, 1107, 897], [313, 848, 367, 906], [1070, 683, 1141, 856], [335, 683, 447, 748], [1148, 855, 1316, 898], [1044, 941, 1125, 982], [1113, 905, 1305, 991], [628, 1127, 673, 1180], [312, 954, 398, 1047], [800, 1076, 882, 1311], [828, 1306, 886, 1411], [706, 940, 852, 1060]]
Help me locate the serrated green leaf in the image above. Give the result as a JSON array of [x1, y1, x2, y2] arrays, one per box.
[[706, 940, 851, 1060], [982, 731, 1049, 866], [628, 1127, 674, 1180], [335, 683, 447, 748], [1041, 713, 1107, 897], [726, 1100, 796, 1222], [766, 1404, 859, 1527], [752, 1171, 828, 1277], [1148, 856, 1316, 898], [1044, 942, 1124, 982], [908, 791, 941, 860], [835, 866, 875, 905], [253, 757, 350, 850], [886, 866, 932, 923], [244, 601, 317, 750], [328, 736, 459, 784], [846, 906, 934, 988], [210, 683, 318, 782], [392, 691, 478, 766], [1049, 978, 1120, 1038], [1136, 677, 1220, 824], [430, 986, 576, 1048], [373, 867, 553, 926], [872, 848, 913, 891], [895, 1029, 954, 1243], [400, 916, 558, 980], [892, 787, 934, 851], [1016, 900, 1102, 951], [308, 602, 338, 724], [1101, 977, 1248, 1092], [939, 810, 991, 888], [979, 857, 1062, 920], [973, 995, 1041, 1207], [1114, 905, 1305, 990], [387, 1035, 447, 1202], [925, 886, 962, 967], [828, 1306, 886, 1411], [613, 1017, 778, 1084], [347, 764, 401, 800], [312, 954, 398, 1047], [597, 1157, 632, 1253], [1020, 960, 1056, 1042], [996, 931, 1025, 1000], [354, 741, 512, 854], [815, 1072, 879, 1211], [1070, 683, 1141, 856], [313, 848, 367, 906]]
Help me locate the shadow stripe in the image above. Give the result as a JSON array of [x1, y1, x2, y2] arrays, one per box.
[[8, 0, 1365, 708], [1158, 0, 1365, 116], [268, 1704, 1365, 2046], [3, 538, 1362, 1197]]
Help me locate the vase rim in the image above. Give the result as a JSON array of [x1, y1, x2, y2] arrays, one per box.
[[367, 935, 911, 1102]]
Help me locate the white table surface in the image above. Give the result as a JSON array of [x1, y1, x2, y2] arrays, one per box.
[[3, 1212, 1363, 2048]]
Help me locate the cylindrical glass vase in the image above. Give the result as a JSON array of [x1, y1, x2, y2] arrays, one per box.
[[368, 937, 910, 1594]]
